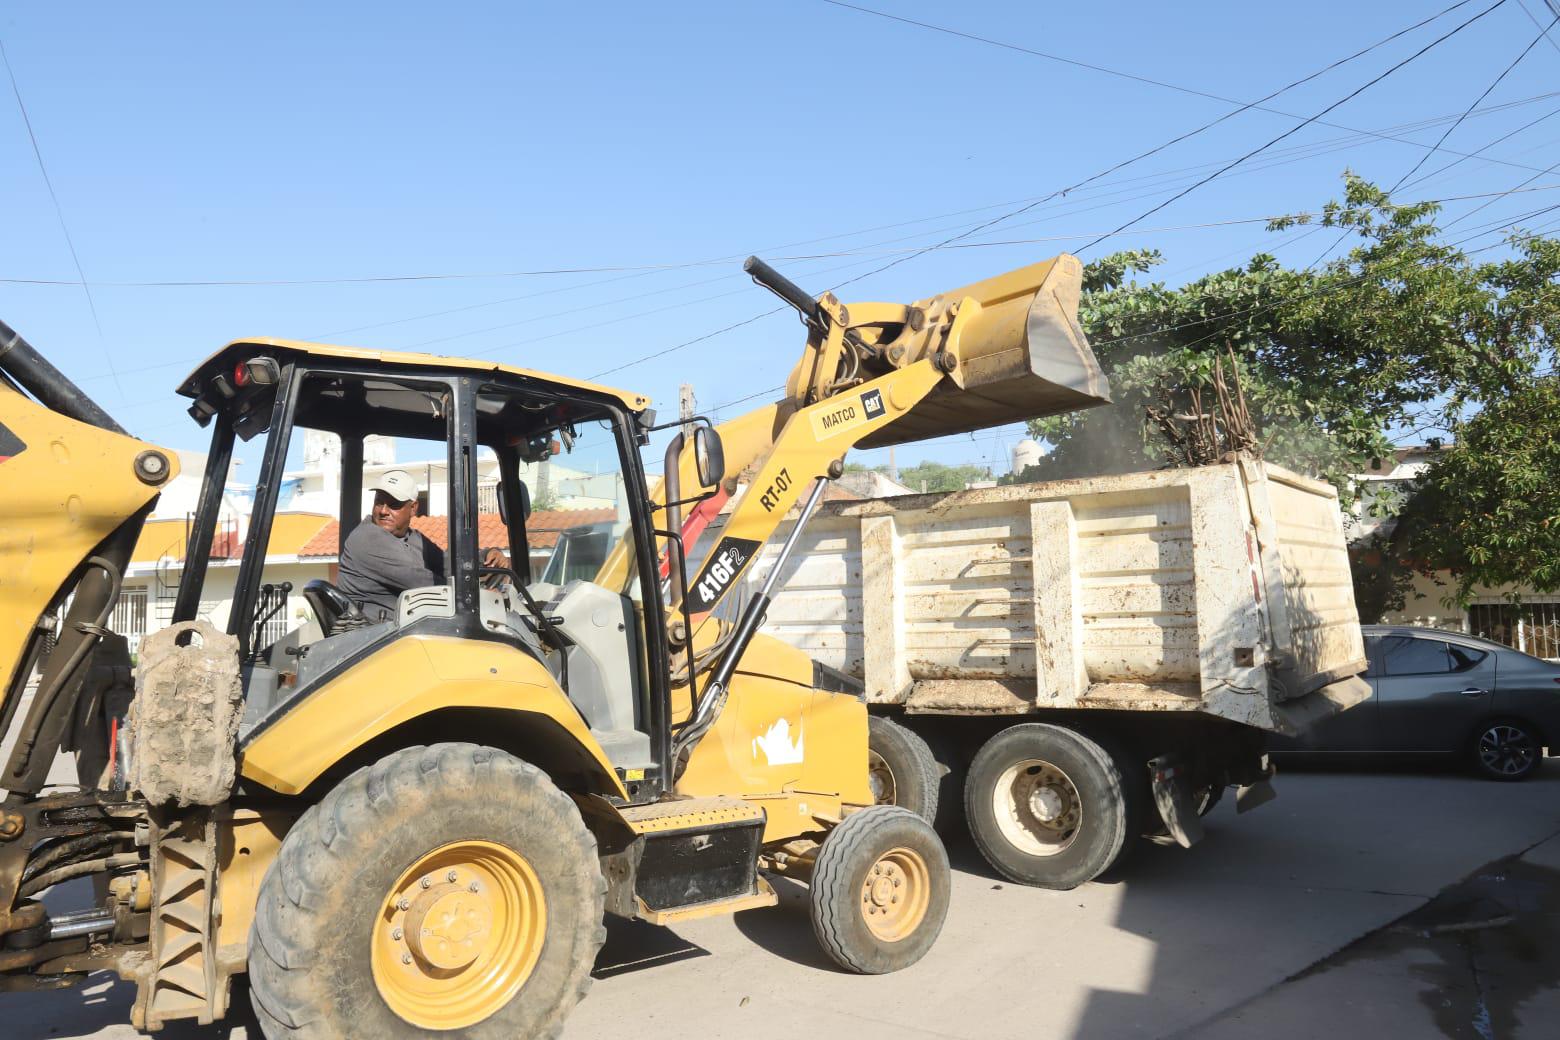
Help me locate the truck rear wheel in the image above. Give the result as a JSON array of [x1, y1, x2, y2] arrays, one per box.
[[249, 743, 606, 1039], [867, 715, 940, 824], [964, 724, 1129, 890], [810, 805, 950, 974]]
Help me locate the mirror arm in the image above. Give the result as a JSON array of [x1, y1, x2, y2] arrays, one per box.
[[496, 445, 532, 584], [662, 431, 688, 609]]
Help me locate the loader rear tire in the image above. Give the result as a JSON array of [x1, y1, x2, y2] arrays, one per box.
[[965, 724, 1128, 890], [248, 743, 606, 1039], [810, 805, 950, 975], [867, 715, 940, 825]]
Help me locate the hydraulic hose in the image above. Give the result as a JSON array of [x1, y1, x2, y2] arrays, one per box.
[[19, 852, 141, 900], [7, 556, 122, 781]]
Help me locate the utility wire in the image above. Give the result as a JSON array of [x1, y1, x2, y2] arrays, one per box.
[[1516, 0, 1560, 57], [13, 88, 1558, 297], [0, 38, 120, 395], [1312, 10, 1559, 268], [1392, 13, 1556, 191], [1400, 102, 1560, 193], [1443, 148, 1560, 230], [820, 0, 1560, 183], [1073, 0, 1514, 255], [825, 0, 1502, 295]]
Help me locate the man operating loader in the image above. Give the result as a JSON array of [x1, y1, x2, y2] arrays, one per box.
[[337, 469, 446, 621], [338, 470, 511, 621]]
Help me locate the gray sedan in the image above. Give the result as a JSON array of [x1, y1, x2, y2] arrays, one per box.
[[1270, 625, 1560, 780]]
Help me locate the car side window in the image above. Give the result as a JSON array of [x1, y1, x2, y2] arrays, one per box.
[[1364, 636, 1383, 678], [1448, 645, 1488, 672], [1380, 635, 1452, 676]]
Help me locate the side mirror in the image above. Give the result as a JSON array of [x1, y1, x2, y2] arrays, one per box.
[[497, 480, 532, 525], [693, 427, 725, 489]]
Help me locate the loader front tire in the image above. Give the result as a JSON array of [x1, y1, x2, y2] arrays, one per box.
[[810, 805, 950, 975], [965, 724, 1129, 890], [248, 743, 605, 1039], [867, 715, 940, 824]]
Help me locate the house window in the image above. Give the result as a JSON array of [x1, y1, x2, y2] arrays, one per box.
[[476, 482, 501, 515], [253, 584, 291, 659], [113, 586, 149, 655], [1467, 601, 1560, 659]]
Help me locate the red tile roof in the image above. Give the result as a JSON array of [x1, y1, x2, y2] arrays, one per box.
[[299, 508, 618, 558]]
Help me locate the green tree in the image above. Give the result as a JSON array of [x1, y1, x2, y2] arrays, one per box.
[[1394, 378, 1560, 607], [1016, 175, 1560, 616], [847, 460, 992, 492], [895, 461, 992, 493]]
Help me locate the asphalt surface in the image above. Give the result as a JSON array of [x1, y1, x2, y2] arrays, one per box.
[[8, 761, 1560, 1040]]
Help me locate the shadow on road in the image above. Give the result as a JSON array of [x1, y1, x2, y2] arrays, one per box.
[[12, 974, 256, 1040], [592, 915, 710, 979], [1063, 761, 1560, 1040], [730, 874, 838, 972]]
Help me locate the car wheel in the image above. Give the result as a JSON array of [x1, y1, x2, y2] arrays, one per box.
[[1472, 720, 1542, 781]]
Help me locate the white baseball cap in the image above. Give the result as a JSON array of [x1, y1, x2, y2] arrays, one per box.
[[368, 469, 419, 504]]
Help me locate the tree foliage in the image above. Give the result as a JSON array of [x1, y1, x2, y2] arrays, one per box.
[[1014, 175, 1560, 615], [848, 460, 991, 493], [1399, 378, 1560, 605]]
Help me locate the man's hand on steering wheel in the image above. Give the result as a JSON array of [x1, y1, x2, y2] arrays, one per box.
[[479, 547, 514, 589]]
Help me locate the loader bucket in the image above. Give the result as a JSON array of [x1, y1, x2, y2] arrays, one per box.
[[859, 254, 1110, 448]]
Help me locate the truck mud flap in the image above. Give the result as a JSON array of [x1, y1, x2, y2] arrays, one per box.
[[1147, 757, 1205, 849], [1236, 761, 1279, 815]]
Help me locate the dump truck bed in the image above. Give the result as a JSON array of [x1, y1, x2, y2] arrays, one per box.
[[746, 458, 1367, 733]]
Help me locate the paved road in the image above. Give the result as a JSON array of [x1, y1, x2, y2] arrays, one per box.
[[10, 762, 1560, 1040]]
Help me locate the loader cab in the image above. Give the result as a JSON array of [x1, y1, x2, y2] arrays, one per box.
[[173, 344, 674, 799]]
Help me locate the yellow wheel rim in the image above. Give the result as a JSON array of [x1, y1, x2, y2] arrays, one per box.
[[858, 846, 930, 943], [371, 839, 546, 1030]]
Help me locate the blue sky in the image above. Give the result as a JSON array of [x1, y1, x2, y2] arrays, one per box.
[[5, 1, 1559, 476]]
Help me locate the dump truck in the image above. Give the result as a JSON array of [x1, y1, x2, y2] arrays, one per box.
[[0, 252, 1109, 1035], [731, 458, 1372, 889]]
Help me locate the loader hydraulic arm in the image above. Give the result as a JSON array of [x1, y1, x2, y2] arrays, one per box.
[[655, 252, 1110, 626]]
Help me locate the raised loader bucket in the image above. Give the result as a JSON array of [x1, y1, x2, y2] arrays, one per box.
[[859, 254, 1110, 448]]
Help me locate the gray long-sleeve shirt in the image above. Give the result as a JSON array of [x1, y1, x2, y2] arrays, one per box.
[[337, 519, 446, 622]]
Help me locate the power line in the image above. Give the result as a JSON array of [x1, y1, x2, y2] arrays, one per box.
[[1400, 102, 1560, 193], [1443, 147, 1560, 230], [822, 0, 1506, 296], [1311, 11, 1559, 268], [1393, 13, 1556, 191], [0, 38, 120, 395], [57, 6, 1549, 413], [1074, 0, 1514, 255], [820, 1, 1560, 184], [14, 88, 1558, 301], [1516, 0, 1560, 58]]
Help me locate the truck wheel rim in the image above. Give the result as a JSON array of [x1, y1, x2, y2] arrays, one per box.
[[1479, 725, 1536, 775], [859, 846, 930, 942], [992, 759, 1081, 857], [372, 839, 546, 1029], [868, 750, 897, 806]]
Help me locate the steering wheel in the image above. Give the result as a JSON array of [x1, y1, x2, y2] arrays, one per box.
[[479, 565, 520, 591]]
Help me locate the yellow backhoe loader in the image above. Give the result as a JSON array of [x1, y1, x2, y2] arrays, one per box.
[[0, 252, 1107, 1036]]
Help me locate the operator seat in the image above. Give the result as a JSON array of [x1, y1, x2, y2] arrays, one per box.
[[302, 579, 368, 637]]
